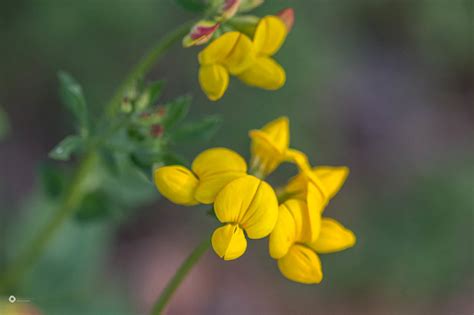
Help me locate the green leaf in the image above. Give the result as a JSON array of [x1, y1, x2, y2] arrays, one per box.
[[75, 191, 111, 223], [49, 135, 83, 161], [58, 71, 89, 136], [39, 163, 67, 199], [135, 81, 165, 111], [162, 96, 191, 129], [174, 0, 208, 12], [171, 115, 222, 142], [0, 106, 9, 141]]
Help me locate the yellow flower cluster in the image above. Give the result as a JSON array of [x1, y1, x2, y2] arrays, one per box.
[[154, 117, 356, 284], [196, 15, 289, 101]]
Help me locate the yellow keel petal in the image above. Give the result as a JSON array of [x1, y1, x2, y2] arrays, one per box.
[[212, 223, 247, 260], [278, 244, 323, 284]]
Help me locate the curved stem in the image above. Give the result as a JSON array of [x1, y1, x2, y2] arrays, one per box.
[[150, 239, 210, 315], [0, 19, 194, 293]]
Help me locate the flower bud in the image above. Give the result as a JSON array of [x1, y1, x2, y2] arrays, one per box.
[[277, 8, 294, 32], [183, 20, 220, 48], [219, 0, 241, 20]]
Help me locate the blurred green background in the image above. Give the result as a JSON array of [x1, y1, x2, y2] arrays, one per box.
[[0, 0, 473, 314]]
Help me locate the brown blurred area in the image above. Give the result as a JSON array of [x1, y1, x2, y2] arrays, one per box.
[[1, 0, 473, 314]]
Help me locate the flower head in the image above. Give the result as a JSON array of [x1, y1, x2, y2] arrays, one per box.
[[154, 147, 247, 205], [212, 175, 278, 260]]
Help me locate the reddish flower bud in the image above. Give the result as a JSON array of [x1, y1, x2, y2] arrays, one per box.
[[220, 0, 241, 20], [183, 20, 220, 48], [277, 8, 295, 32]]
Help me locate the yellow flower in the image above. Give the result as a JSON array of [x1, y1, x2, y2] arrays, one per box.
[[198, 32, 255, 101], [269, 199, 356, 284], [154, 147, 247, 205], [237, 15, 288, 90], [212, 175, 278, 260]]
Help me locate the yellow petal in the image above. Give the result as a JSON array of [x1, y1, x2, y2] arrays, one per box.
[[238, 56, 286, 90], [192, 147, 247, 204], [211, 223, 247, 260], [306, 182, 324, 241], [308, 218, 356, 254], [198, 32, 240, 65], [253, 16, 287, 56], [269, 204, 296, 259], [281, 199, 320, 243], [314, 166, 349, 199], [198, 32, 254, 75], [248, 116, 289, 176], [259, 116, 289, 152], [153, 166, 199, 205], [277, 244, 323, 284], [214, 175, 278, 239], [198, 64, 229, 101]]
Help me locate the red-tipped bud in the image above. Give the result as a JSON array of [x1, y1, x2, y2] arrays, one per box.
[[183, 20, 220, 48], [220, 0, 241, 20], [277, 8, 294, 32]]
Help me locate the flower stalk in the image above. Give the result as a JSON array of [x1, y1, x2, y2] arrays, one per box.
[[0, 19, 195, 293], [150, 239, 210, 315]]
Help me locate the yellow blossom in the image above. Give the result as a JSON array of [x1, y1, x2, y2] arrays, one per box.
[[238, 15, 288, 90], [154, 147, 247, 205], [269, 199, 356, 284], [212, 175, 278, 260], [198, 32, 255, 101]]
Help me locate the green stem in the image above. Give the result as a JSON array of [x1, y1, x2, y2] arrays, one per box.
[[0, 19, 194, 293], [150, 239, 210, 315], [0, 151, 98, 292]]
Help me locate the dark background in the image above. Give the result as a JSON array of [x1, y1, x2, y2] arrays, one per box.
[[0, 0, 473, 314]]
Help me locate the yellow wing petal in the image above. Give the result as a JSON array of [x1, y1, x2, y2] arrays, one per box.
[[308, 218, 356, 254], [198, 64, 229, 101], [314, 166, 349, 199], [277, 244, 323, 284], [214, 175, 278, 239], [212, 223, 247, 260], [238, 56, 286, 90], [153, 166, 199, 205], [253, 16, 287, 56], [269, 204, 297, 259]]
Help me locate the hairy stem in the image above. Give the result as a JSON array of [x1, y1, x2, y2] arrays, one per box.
[[0, 19, 194, 293], [150, 239, 210, 315]]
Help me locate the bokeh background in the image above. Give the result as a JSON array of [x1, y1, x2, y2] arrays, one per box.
[[1, 0, 473, 314]]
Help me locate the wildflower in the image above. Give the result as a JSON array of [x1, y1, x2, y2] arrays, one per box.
[[212, 175, 278, 260], [154, 147, 247, 205], [183, 20, 221, 48], [198, 32, 255, 100], [269, 199, 356, 284], [237, 15, 288, 90]]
